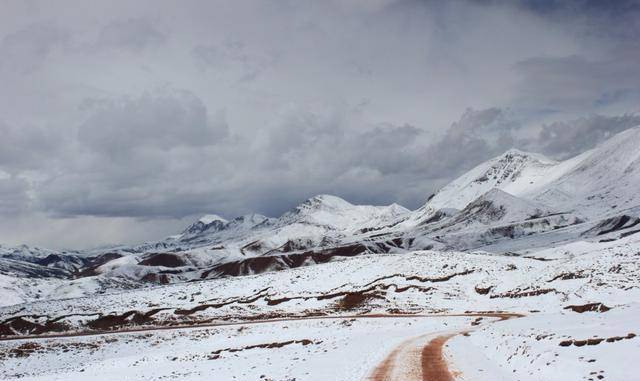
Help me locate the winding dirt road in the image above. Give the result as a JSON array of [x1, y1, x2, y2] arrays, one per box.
[[367, 331, 459, 381], [366, 313, 521, 381], [0, 312, 521, 342]]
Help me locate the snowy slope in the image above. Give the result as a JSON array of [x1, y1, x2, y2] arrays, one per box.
[[415, 126, 640, 224], [444, 188, 553, 225], [534, 126, 640, 216], [421, 149, 569, 211]]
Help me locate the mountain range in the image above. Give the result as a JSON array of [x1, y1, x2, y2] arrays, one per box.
[[3, 126, 640, 304]]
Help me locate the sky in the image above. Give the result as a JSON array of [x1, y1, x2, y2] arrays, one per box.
[[0, 0, 639, 249]]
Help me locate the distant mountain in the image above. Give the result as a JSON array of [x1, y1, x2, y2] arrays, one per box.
[[181, 214, 228, 235], [533, 127, 640, 216], [416, 127, 640, 221], [425, 149, 561, 210], [277, 194, 408, 230]]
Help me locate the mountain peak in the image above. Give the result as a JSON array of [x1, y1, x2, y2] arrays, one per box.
[[309, 194, 352, 205], [421, 147, 560, 213], [182, 214, 228, 236], [386, 203, 410, 215], [501, 148, 529, 156], [227, 213, 274, 229], [495, 148, 556, 165], [295, 194, 354, 212], [198, 214, 228, 225]]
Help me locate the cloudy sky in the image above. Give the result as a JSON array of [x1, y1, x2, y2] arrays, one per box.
[[1, 0, 639, 249]]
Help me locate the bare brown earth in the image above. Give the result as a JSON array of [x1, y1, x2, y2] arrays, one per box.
[[421, 334, 456, 381], [366, 332, 457, 381], [208, 339, 318, 359], [563, 302, 611, 313]]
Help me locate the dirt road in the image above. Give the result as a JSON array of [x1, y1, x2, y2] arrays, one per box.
[[0, 312, 521, 342], [366, 313, 521, 381]]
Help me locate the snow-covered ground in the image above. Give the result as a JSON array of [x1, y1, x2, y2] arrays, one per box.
[[449, 305, 640, 381], [1, 316, 477, 381], [1, 232, 638, 380]]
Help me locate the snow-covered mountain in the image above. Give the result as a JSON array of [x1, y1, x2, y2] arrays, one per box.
[[0, 194, 413, 293], [414, 127, 640, 223], [181, 214, 228, 236], [533, 127, 640, 215], [2, 126, 640, 295], [424, 149, 564, 211], [276, 194, 408, 231]]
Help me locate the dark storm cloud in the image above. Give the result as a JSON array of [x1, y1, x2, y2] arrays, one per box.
[[421, 108, 515, 177], [527, 114, 640, 159], [38, 88, 231, 218], [78, 89, 227, 155], [36, 99, 436, 219], [480, 0, 640, 116], [0, 119, 64, 171], [0, 23, 69, 74], [513, 50, 640, 114], [0, 177, 31, 215], [192, 41, 277, 82], [483, 0, 640, 21], [232, 107, 521, 213], [35, 101, 516, 220], [93, 18, 166, 52], [0, 0, 639, 248]]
